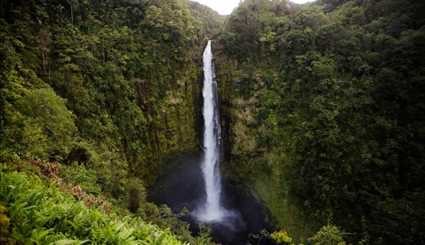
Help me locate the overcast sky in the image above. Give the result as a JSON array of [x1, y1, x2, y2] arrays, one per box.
[[192, 0, 315, 15]]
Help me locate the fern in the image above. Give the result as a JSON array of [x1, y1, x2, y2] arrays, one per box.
[[0, 171, 185, 244]]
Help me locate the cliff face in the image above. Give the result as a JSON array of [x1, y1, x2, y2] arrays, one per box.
[[214, 0, 425, 243], [0, 0, 223, 193], [0, 2, 228, 242]]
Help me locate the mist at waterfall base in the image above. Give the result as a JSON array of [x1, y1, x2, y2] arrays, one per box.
[[149, 153, 274, 244], [150, 41, 274, 244]]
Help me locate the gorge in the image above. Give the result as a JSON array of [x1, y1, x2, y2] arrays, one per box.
[[1, 0, 424, 244], [150, 40, 272, 245]]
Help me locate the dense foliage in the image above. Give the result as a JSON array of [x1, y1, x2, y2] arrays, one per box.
[[0, 0, 222, 243], [216, 0, 425, 243], [0, 0, 206, 184], [1, 0, 424, 244], [0, 170, 185, 244], [0, 0, 224, 205]]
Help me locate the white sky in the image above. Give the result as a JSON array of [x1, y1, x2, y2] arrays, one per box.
[[192, 0, 315, 15]]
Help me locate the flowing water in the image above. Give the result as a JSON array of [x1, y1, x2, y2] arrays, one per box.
[[149, 40, 274, 244], [195, 40, 226, 222]]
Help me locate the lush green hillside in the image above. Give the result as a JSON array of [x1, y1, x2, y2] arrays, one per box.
[[1, 0, 424, 244], [216, 0, 425, 243], [188, 1, 226, 38], [0, 168, 186, 244], [0, 0, 204, 184], [0, 0, 219, 244]]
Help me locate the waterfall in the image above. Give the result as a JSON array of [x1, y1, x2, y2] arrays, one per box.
[[196, 40, 225, 222]]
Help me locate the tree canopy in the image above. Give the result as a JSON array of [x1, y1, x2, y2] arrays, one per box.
[[216, 0, 425, 243]]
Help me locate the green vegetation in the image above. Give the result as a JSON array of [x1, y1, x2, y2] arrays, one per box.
[[0, 160, 216, 244], [309, 225, 346, 245], [0, 169, 185, 244], [0, 0, 221, 243], [1, 0, 424, 244], [0, 0, 206, 185], [216, 0, 425, 243]]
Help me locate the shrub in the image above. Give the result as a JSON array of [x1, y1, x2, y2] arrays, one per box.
[[309, 225, 346, 245], [271, 230, 293, 244], [127, 177, 146, 213], [3, 87, 77, 160], [0, 171, 184, 244], [60, 163, 102, 195], [0, 203, 10, 243]]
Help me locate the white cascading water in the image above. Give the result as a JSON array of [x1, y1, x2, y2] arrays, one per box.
[[196, 40, 225, 222]]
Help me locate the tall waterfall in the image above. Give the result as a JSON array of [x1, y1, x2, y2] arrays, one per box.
[[197, 40, 225, 222]]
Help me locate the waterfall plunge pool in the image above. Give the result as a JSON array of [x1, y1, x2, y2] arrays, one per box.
[[148, 152, 276, 245]]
